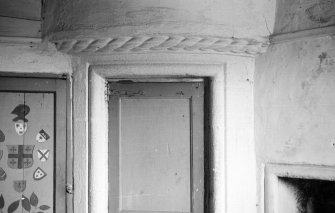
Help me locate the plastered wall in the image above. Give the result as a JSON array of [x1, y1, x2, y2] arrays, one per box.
[[255, 35, 335, 210], [274, 0, 335, 34], [225, 57, 256, 213], [0, 43, 72, 75], [44, 0, 275, 39]]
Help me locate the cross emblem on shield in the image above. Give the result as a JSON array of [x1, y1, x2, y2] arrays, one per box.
[[7, 145, 34, 169], [37, 149, 50, 162]]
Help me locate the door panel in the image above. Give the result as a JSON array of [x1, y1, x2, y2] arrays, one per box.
[[109, 82, 204, 213], [120, 98, 191, 212], [0, 78, 66, 213], [0, 92, 54, 212]]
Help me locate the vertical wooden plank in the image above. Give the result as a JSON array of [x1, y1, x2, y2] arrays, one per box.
[[191, 82, 204, 213], [23, 93, 54, 212], [0, 92, 24, 212], [55, 79, 67, 213], [66, 77, 74, 213], [109, 94, 120, 213]]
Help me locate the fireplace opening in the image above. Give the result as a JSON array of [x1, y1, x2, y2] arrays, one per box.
[[278, 177, 335, 213]]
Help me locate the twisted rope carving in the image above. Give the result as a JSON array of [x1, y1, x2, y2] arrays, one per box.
[[54, 35, 269, 55]]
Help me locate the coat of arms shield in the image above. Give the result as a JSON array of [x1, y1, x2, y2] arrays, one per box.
[[37, 149, 50, 162], [7, 145, 34, 169], [13, 180, 26, 192]]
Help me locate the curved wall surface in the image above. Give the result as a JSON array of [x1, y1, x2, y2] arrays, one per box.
[[43, 0, 276, 55], [44, 0, 275, 39]]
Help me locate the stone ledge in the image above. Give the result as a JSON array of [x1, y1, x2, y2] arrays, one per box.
[[52, 35, 269, 56]]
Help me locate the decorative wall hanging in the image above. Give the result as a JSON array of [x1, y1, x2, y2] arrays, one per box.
[[11, 104, 30, 136], [0, 92, 54, 211], [0, 129, 5, 142], [7, 145, 35, 169], [35, 129, 50, 143], [33, 167, 47, 180], [0, 168, 7, 181], [13, 180, 26, 193], [37, 149, 50, 162]]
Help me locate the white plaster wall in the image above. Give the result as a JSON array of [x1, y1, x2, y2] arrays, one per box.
[[255, 35, 335, 211], [44, 0, 275, 40], [274, 0, 335, 34], [0, 43, 72, 74], [226, 58, 256, 213]]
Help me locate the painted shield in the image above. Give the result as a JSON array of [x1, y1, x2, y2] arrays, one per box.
[[0, 167, 6, 181], [0, 150, 2, 161], [37, 149, 50, 162], [36, 129, 50, 143], [13, 180, 26, 192], [7, 145, 34, 169], [33, 167, 47, 180]]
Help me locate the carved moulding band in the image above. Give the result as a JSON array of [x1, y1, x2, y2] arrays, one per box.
[[53, 35, 269, 55]]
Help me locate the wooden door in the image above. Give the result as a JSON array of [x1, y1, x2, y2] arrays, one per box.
[[109, 82, 204, 213], [0, 78, 66, 213]]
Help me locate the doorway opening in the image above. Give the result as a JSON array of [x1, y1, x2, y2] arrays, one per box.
[[88, 64, 224, 213], [107, 79, 211, 213]]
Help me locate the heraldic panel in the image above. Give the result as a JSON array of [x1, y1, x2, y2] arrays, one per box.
[[0, 92, 54, 213]]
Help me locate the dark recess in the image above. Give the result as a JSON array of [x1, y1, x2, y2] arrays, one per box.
[[280, 177, 335, 213]]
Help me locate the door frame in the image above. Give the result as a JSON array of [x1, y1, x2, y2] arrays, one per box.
[[88, 63, 226, 213]]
